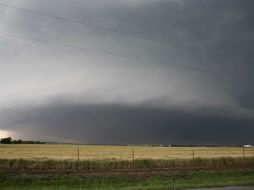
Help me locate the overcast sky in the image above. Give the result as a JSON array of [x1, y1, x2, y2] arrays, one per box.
[[0, 0, 254, 144]]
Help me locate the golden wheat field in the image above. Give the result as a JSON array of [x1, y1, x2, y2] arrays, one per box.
[[0, 144, 253, 160]]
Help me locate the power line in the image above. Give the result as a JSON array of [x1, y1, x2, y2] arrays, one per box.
[[1, 32, 223, 90], [2, 31, 227, 88], [2, 32, 207, 74], [0, 2, 252, 65], [2, 33, 146, 61]]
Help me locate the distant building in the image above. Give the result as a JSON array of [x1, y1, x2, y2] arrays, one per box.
[[243, 145, 252, 148]]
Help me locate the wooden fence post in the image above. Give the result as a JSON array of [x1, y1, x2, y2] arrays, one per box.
[[192, 149, 195, 169], [77, 147, 80, 171], [242, 148, 245, 159], [132, 149, 135, 169]]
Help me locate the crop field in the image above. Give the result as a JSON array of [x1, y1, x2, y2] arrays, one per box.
[[0, 144, 254, 160], [1, 144, 254, 190]]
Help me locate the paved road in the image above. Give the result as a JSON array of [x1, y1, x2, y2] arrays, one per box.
[[190, 187, 254, 190]]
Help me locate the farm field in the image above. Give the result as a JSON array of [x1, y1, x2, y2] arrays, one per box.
[[1, 144, 254, 190], [0, 144, 254, 160]]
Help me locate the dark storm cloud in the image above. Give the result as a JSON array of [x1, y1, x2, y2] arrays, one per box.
[[4, 0, 252, 107], [0, 0, 254, 143], [88, 0, 254, 56], [1, 102, 254, 145]]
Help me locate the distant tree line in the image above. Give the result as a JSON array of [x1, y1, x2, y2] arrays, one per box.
[[0, 137, 45, 144], [0, 137, 22, 144]]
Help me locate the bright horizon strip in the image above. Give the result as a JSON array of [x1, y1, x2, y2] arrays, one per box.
[[0, 129, 15, 139]]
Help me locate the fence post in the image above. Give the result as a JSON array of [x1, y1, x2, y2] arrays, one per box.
[[191, 149, 195, 169], [132, 149, 135, 169], [242, 148, 245, 159], [77, 147, 80, 171]]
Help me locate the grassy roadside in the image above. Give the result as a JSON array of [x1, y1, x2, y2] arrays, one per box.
[[1, 157, 254, 189], [1, 157, 254, 171], [1, 171, 254, 190]]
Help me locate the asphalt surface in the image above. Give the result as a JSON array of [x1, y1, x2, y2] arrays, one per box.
[[190, 187, 254, 190]]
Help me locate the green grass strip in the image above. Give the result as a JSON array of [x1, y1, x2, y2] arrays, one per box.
[[1, 171, 254, 190]]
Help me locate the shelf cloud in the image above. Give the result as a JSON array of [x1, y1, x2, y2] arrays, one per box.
[[0, 0, 254, 144]]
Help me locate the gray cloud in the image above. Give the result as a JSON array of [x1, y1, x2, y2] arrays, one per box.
[[1, 102, 254, 145], [0, 0, 254, 144]]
